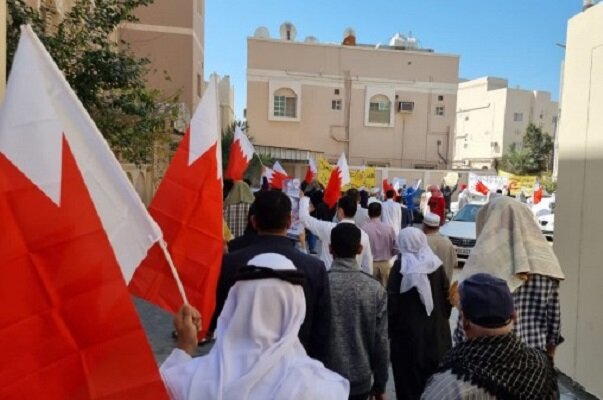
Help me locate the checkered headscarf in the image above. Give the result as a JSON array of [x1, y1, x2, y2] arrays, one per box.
[[440, 333, 557, 399]]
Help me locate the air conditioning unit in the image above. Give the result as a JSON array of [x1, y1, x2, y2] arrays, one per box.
[[398, 101, 415, 113]]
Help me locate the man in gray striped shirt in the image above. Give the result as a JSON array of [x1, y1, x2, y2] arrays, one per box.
[[422, 273, 557, 399]]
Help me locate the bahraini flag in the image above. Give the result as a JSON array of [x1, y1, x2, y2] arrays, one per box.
[[224, 126, 254, 181], [533, 180, 543, 204], [475, 180, 490, 196], [270, 161, 290, 190], [304, 158, 317, 184], [129, 77, 224, 339], [262, 161, 289, 190], [0, 26, 168, 399], [323, 153, 351, 208]]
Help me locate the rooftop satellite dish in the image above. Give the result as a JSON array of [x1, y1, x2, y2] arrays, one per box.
[[279, 22, 297, 41], [253, 26, 270, 39], [304, 36, 318, 44]]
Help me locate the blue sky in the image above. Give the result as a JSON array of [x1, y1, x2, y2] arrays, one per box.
[[205, 1, 581, 118]]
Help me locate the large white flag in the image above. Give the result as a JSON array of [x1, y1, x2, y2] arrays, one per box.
[[0, 25, 162, 282]]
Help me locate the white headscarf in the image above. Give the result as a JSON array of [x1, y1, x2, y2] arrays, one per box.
[[461, 196, 564, 291], [160, 253, 349, 400], [397, 227, 443, 316]]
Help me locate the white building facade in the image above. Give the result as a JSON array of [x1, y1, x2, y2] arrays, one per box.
[[453, 77, 558, 170]]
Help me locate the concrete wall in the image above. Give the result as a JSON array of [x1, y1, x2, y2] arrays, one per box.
[[247, 37, 459, 168], [218, 74, 235, 132], [120, 0, 204, 115], [554, 3, 603, 398], [122, 163, 154, 206], [454, 77, 558, 169]]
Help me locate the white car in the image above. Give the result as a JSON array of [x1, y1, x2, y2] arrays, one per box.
[[531, 194, 555, 218], [538, 214, 554, 242], [439, 203, 484, 264]]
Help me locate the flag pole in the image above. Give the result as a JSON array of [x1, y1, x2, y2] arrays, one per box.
[[253, 151, 265, 167], [158, 238, 189, 305]]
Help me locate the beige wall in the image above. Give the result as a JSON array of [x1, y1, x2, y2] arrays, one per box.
[[218, 74, 235, 132], [247, 37, 459, 168], [120, 0, 204, 115], [554, 3, 603, 397], [19, 0, 205, 115], [248, 39, 459, 83], [122, 163, 154, 205], [454, 77, 558, 169]]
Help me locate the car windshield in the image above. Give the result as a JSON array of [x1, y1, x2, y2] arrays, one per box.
[[453, 204, 483, 222]]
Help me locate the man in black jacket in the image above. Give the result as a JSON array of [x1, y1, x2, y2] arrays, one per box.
[[211, 190, 331, 362]]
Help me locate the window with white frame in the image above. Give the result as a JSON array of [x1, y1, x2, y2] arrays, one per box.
[[332, 99, 342, 110], [368, 95, 391, 124], [435, 106, 445, 116], [513, 112, 523, 122], [273, 88, 297, 118]]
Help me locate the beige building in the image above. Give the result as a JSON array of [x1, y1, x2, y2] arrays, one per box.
[[18, 0, 205, 118], [554, 2, 603, 397], [119, 0, 205, 116], [207, 73, 235, 133], [247, 25, 459, 175], [453, 77, 558, 170]]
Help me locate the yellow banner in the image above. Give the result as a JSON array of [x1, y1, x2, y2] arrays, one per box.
[[498, 170, 537, 196], [317, 158, 376, 190]]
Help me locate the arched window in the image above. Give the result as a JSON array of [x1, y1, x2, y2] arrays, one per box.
[[368, 95, 391, 124], [273, 88, 297, 118]]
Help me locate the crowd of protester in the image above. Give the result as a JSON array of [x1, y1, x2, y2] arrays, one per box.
[[160, 179, 563, 400]]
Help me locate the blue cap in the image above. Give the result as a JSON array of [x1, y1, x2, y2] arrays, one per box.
[[460, 273, 514, 328]]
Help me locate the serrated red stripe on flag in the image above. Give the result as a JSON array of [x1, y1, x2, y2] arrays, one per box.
[[224, 139, 248, 181], [323, 167, 342, 209], [129, 128, 223, 339], [0, 137, 167, 399]]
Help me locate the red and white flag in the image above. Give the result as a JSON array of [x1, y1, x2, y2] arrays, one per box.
[[224, 126, 254, 181], [129, 76, 224, 339], [382, 178, 394, 195], [324, 153, 351, 208], [0, 26, 168, 399], [304, 158, 317, 184], [263, 161, 289, 189], [475, 180, 490, 196], [533, 180, 543, 204]]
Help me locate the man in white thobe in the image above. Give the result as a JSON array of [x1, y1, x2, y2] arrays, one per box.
[[160, 253, 349, 400], [299, 194, 373, 274], [381, 189, 402, 236]]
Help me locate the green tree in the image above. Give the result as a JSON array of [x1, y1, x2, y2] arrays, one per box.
[[7, 0, 178, 164], [500, 144, 538, 175], [221, 121, 272, 185], [500, 123, 554, 175], [523, 123, 554, 172]]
